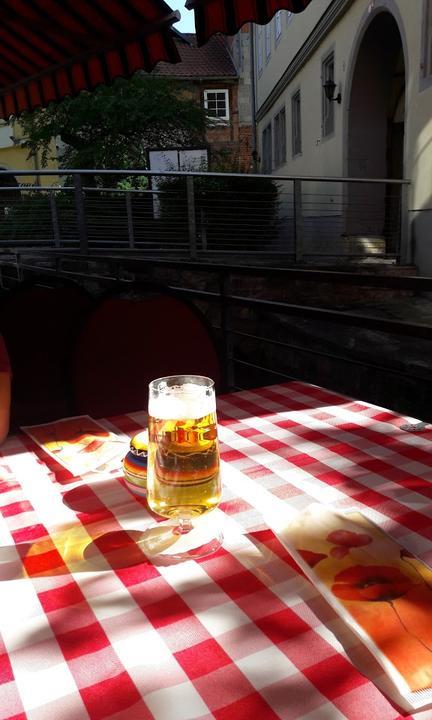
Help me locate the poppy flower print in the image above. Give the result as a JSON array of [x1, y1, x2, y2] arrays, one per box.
[[286, 505, 432, 694], [332, 565, 414, 602], [327, 529, 372, 558]]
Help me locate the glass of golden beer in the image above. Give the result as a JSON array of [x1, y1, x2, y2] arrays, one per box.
[[146, 375, 222, 558]]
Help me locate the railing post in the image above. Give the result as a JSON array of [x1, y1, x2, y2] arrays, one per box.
[[293, 178, 303, 264], [126, 192, 135, 249], [186, 176, 197, 260], [220, 272, 235, 390], [200, 207, 207, 252], [399, 181, 410, 265], [49, 191, 60, 248], [74, 173, 88, 254]]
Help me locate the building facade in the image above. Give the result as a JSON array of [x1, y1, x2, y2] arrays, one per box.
[[253, 0, 432, 272], [0, 120, 57, 188], [150, 31, 254, 173]]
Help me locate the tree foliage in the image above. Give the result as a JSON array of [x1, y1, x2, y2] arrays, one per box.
[[20, 74, 207, 174]]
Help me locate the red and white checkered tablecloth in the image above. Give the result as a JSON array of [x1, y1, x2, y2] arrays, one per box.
[[1, 381, 432, 720]]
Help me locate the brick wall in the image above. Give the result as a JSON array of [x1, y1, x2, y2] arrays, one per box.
[[192, 81, 253, 171]]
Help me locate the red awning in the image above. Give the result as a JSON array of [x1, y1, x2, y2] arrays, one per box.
[[0, 0, 313, 119], [186, 0, 312, 46], [0, 0, 181, 119]]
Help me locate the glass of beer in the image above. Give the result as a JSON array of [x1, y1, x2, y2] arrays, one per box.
[[146, 375, 222, 558]]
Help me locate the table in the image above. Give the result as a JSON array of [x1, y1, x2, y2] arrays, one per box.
[[1, 381, 432, 720]]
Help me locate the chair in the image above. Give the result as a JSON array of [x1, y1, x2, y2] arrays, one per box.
[[0, 277, 93, 428], [72, 283, 222, 418]]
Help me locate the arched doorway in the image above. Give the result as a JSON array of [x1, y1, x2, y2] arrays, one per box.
[[346, 10, 405, 254]]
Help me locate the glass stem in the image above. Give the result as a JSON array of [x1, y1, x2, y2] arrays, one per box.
[[176, 517, 193, 535]]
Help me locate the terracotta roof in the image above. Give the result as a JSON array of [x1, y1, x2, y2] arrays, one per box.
[[152, 33, 237, 79]]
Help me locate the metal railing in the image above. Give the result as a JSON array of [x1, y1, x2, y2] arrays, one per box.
[[0, 169, 410, 264], [1, 249, 431, 421]]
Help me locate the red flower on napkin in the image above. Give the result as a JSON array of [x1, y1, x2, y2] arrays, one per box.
[[327, 530, 372, 559], [331, 565, 413, 602]]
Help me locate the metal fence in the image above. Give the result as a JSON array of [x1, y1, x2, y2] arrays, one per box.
[[0, 169, 409, 264], [1, 250, 431, 421]]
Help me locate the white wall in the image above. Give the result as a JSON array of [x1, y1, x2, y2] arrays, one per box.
[[0, 125, 12, 149], [254, 0, 432, 273]]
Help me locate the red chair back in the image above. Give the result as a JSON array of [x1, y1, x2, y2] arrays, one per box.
[[0, 281, 92, 428], [72, 292, 222, 418]]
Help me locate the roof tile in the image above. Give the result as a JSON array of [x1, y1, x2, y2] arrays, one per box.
[[152, 33, 237, 78]]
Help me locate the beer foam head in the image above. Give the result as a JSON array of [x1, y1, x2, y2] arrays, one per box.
[[149, 382, 216, 420]]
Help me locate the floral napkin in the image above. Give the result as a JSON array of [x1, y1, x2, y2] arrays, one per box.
[[22, 415, 126, 476], [269, 504, 432, 710]]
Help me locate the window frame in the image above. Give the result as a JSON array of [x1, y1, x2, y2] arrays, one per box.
[[261, 122, 272, 173], [291, 89, 302, 157], [273, 105, 286, 168], [265, 23, 271, 61], [275, 11, 282, 43], [203, 88, 230, 123], [257, 26, 263, 75], [322, 51, 335, 139], [424, 0, 432, 78]]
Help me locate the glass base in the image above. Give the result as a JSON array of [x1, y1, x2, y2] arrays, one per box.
[[138, 514, 223, 561]]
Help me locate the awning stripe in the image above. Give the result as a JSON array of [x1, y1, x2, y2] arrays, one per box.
[[186, 0, 312, 46], [0, 0, 181, 118]]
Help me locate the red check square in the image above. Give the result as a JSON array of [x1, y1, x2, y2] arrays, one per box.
[[0, 652, 14, 684], [57, 621, 110, 660], [256, 608, 310, 645], [144, 594, 193, 628], [11, 523, 47, 544], [80, 671, 143, 720], [22, 547, 67, 577], [2, 500, 32, 517], [303, 653, 369, 700], [175, 638, 232, 680], [193, 663, 255, 711], [213, 691, 280, 719], [38, 581, 86, 612], [115, 560, 160, 587], [216, 570, 266, 600]]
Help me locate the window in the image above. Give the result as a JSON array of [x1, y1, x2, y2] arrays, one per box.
[[274, 107, 286, 167], [426, 0, 432, 76], [275, 11, 282, 41], [291, 91, 301, 156], [262, 123, 272, 173], [265, 23, 271, 60], [204, 89, 229, 122], [257, 27, 263, 74], [322, 52, 335, 137]]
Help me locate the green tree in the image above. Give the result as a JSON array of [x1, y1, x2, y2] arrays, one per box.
[[20, 74, 207, 178]]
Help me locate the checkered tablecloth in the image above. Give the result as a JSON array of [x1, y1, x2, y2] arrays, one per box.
[[1, 381, 432, 720]]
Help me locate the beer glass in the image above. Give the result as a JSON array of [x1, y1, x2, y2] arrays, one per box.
[[146, 375, 222, 558]]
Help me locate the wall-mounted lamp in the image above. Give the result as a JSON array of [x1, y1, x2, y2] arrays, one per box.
[[323, 79, 341, 104]]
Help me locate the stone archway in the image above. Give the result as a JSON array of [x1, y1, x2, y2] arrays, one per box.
[[346, 10, 406, 254]]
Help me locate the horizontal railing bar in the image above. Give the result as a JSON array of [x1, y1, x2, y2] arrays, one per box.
[[230, 329, 432, 383], [232, 358, 295, 379], [9, 250, 428, 291], [0, 168, 411, 184], [15, 255, 427, 340]]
